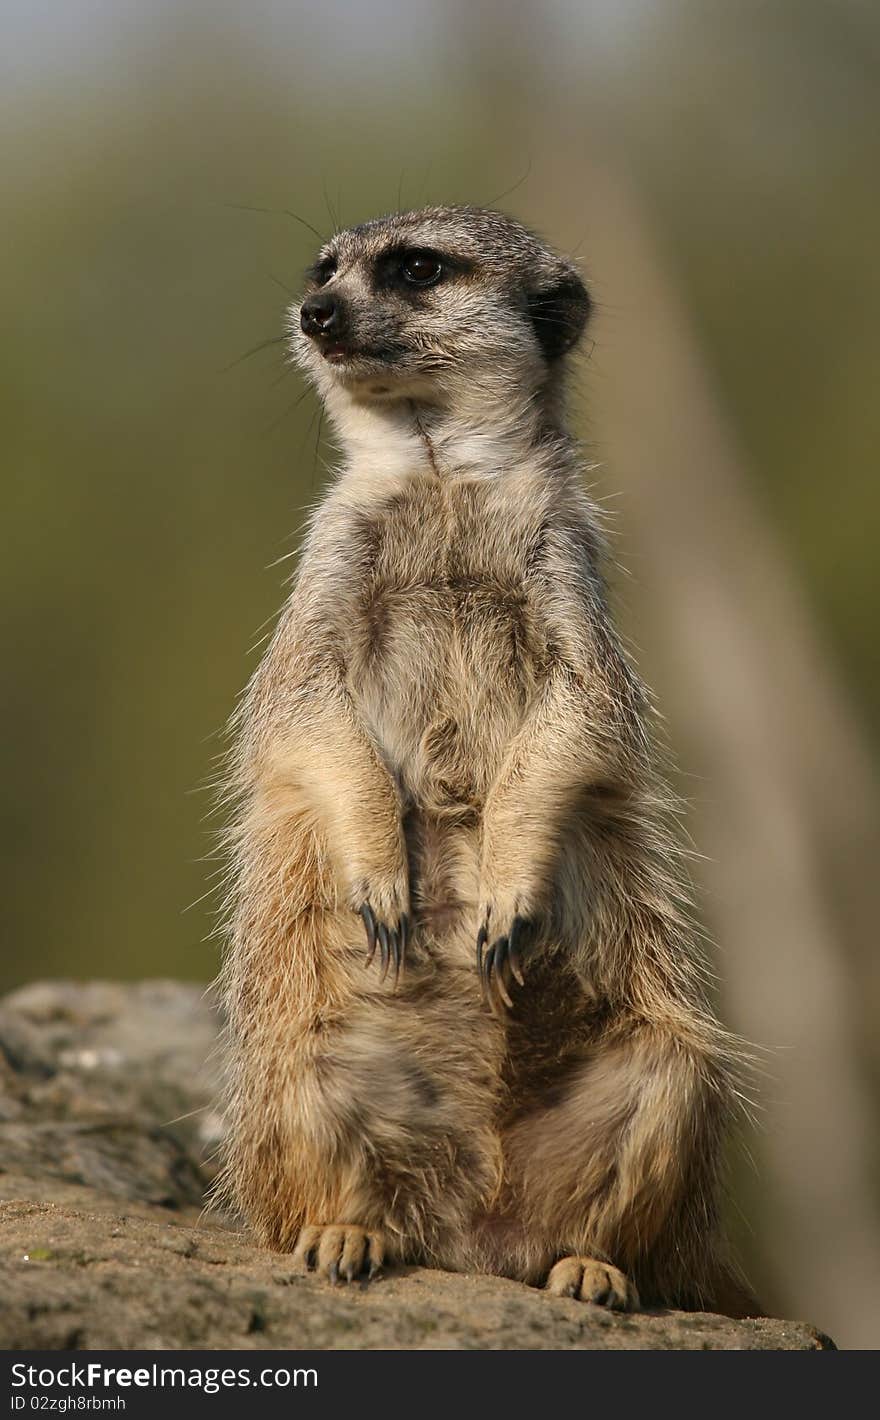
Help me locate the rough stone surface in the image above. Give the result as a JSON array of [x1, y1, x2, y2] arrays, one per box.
[[0, 980, 836, 1351]]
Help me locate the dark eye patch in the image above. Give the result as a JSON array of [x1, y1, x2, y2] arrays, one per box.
[[371, 245, 472, 297], [306, 255, 337, 288]]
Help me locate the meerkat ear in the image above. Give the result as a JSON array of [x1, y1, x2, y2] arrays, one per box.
[[526, 266, 591, 360]]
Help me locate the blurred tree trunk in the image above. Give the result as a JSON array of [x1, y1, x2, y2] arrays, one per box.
[[529, 146, 880, 1347]]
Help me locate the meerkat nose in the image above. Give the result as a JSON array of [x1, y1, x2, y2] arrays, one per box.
[[301, 294, 341, 337]]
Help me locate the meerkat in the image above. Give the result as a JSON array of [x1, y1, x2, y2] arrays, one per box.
[[216, 204, 750, 1313]]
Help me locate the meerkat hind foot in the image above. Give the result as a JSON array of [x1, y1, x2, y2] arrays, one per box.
[[546, 1256, 639, 1311], [292, 1224, 386, 1283]]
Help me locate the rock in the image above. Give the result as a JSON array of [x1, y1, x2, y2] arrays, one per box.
[[0, 981, 836, 1351], [0, 980, 223, 1212]]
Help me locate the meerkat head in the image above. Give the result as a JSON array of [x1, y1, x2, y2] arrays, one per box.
[[290, 205, 590, 417]]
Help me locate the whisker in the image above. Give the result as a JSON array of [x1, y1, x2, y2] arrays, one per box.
[[161, 1105, 211, 1128], [269, 362, 296, 390], [260, 384, 312, 439], [225, 201, 323, 243], [486, 157, 533, 208], [311, 406, 325, 497], [221, 334, 288, 374], [322, 179, 340, 235], [263, 269, 295, 296], [417, 160, 433, 207]]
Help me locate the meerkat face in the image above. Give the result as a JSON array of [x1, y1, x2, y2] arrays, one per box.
[[290, 205, 590, 406]]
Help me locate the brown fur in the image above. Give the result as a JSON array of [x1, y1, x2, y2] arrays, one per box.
[[214, 206, 750, 1312]]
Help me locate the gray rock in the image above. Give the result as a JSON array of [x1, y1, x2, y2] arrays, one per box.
[[0, 980, 835, 1351], [0, 980, 223, 1211]]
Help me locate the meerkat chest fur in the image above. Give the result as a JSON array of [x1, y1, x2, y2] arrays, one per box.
[[345, 461, 555, 814]]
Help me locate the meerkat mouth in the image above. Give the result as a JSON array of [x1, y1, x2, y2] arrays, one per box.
[[322, 343, 380, 367], [320, 343, 404, 378]]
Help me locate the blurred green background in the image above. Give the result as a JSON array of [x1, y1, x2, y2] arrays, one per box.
[[2, 0, 878, 1347]]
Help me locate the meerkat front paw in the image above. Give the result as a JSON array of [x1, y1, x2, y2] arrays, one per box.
[[350, 867, 410, 984], [546, 1256, 639, 1311], [475, 900, 535, 1011], [358, 901, 409, 984], [292, 1224, 387, 1283]]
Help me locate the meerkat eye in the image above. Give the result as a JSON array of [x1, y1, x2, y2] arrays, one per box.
[[400, 250, 443, 287], [313, 257, 337, 287]]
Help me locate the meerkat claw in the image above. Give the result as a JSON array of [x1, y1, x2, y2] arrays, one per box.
[[393, 913, 409, 985], [361, 904, 408, 985], [477, 916, 531, 1008], [360, 902, 378, 964], [377, 922, 391, 981], [486, 945, 499, 1003], [390, 924, 401, 981], [507, 915, 528, 986], [476, 924, 488, 978], [489, 939, 515, 1009], [478, 938, 493, 998], [365, 1230, 385, 1280]]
